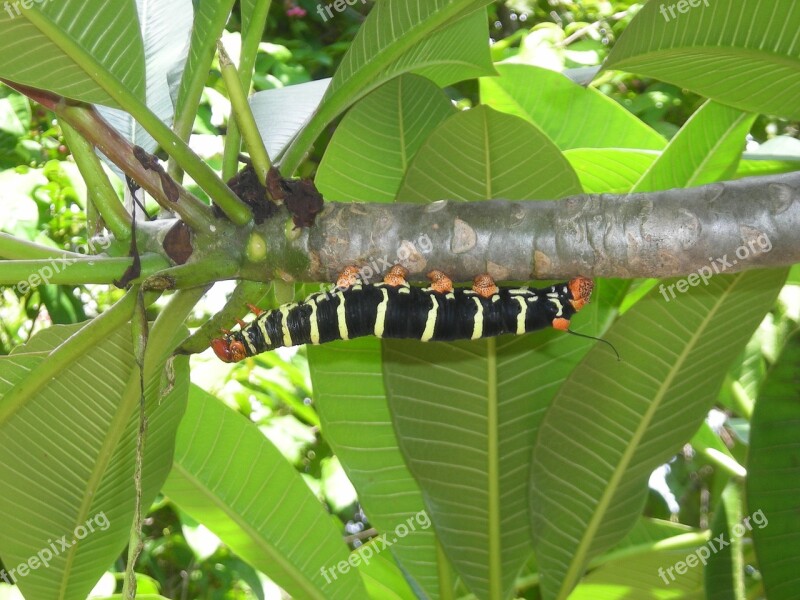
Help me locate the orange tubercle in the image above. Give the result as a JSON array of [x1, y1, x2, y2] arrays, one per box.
[[384, 264, 409, 287], [472, 274, 499, 298], [336, 265, 361, 290], [426, 269, 453, 293], [568, 276, 594, 312]]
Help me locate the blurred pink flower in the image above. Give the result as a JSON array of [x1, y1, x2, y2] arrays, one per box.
[[286, 5, 307, 17]]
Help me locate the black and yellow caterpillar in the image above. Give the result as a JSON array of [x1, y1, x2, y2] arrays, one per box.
[[211, 265, 594, 362]]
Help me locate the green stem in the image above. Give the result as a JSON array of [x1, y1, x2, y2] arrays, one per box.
[[60, 119, 132, 240], [121, 286, 208, 597], [171, 0, 238, 164], [23, 8, 252, 226], [0, 233, 84, 260], [55, 102, 212, 232], [142, 257, 241, 291], [219, 42, 271, 185], [222, 0, 272, 181], [0, 255, 170, 288]]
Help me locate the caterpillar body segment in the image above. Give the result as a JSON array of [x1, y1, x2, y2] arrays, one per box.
[[211, 267, 594, 363]]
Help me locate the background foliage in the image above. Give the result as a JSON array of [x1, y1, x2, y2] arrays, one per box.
[[1, 1, 799, 599]]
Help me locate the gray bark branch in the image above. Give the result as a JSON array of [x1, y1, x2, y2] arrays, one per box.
[[285, 172, 799, 282]]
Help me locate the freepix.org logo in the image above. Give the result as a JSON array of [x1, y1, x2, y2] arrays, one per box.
[[3, 0, 55, 19], [0, 512, 110, 584]]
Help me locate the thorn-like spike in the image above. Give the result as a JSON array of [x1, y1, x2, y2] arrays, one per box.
[[236, 318, 247, 328], [246, 303, 264, 316]]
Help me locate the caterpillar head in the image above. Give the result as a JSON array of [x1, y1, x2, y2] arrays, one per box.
[[211, 335, 248, 363], [567, 276, 594, 312]]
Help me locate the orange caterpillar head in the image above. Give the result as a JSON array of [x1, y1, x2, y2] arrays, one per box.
[[567, 276, 594, 312], [211, 336, 248, 363]]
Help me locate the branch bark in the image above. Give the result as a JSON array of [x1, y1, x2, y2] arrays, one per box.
[[269, 171, 800, 282]]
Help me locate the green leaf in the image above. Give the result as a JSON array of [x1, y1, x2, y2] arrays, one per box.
[[479, 64, 666, 151], [569, 550, 705, 599], [308, 340, 444, 600], [746, 328, 800, 599], [251, 79, 331, 161], [633, 100, 755, 192], [604, 0, 800, 120], [316, 75, 455, 203], [564, 148, 658, 194], [0, 323, 188, 600], [383, 330, 606, 600], [162, 385, 366, 600], [280, 0, 495, 173], [356, 539, 421, 600], [531, 268, 788, 600], [397, 105, 582, 202], [0, 0, 145, 107]]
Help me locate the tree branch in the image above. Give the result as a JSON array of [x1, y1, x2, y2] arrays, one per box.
[[239, 172, 800, 282]]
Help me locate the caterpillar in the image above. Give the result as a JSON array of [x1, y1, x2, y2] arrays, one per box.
[[211, 265, 595, 363]]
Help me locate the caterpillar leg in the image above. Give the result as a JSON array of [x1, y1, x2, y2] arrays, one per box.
[[427, 269, 453, 293], [336, 265, 361, 290], [384, 264, 409, 287], [472, 273, 498, 298]]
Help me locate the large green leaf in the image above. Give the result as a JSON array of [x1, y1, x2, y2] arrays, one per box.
[[308, 340, 444, 600], [632, 100, 755, 192], [0, 0, 144, 107], [162, 385, 366, 600], [0, 321, 188, 599], [383, 328, 608, 600], [604, 0, 800, 120], [746, 328, 800, 599], [383, 102, 601, 598], [530, 268, 787, 600], [280, 0, 494, 173], [316, 75, 455, 203], [397, 105, 581, 202], [479, 64, 666, 151]]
